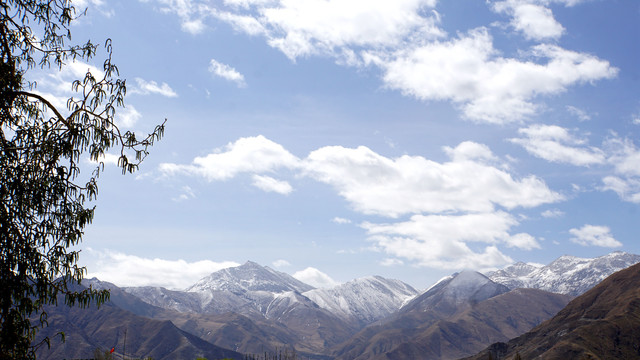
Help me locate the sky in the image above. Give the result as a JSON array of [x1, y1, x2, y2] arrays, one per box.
[[32, 0, 639, 291]]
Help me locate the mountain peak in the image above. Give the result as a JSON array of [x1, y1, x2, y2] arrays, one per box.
[[402, 270, 508, 314], [487, 251, 640, 296], [186, 261, 314, 294]]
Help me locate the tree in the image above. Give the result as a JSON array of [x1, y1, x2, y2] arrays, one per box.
[[0, 1, 165, 358]]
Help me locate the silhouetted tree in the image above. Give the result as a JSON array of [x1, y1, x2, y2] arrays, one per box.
[[0, 1, 165, 358]]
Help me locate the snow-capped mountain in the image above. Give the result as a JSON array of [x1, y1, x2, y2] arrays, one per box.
[[186, 261, 313, 294], [302, 276, 419, 325], [124, 261, 316, 318], [401, 270, 510, 315], [487, 251, 640, 296]]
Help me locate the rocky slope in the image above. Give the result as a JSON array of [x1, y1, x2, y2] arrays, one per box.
[[487, 251, 640, 296], [464, 261, 640, 360], [303, 276, 419, 326], [331, 271, 570, 360], [35, 293, 242, 360]]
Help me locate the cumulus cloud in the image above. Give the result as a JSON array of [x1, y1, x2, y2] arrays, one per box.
[[130, 78, 178, 97], [510, 124, 606, 166], [569, 225, 622, 248], [84, 249, 239, 289], [293, 267, 340, 288], [251, 175, 293, 194], [159, 135, 300, 182], [304, 141, 562, 217], [144, 0, 616, 124], [601, 137, 640, 203], [493, 1, 565, 41], [209, 59, 246, 87], [377, 31, 617, 123], [332, 217, 352, 224], [272, 259, 291, 268], [363, 211, 539, 269], [541, 208, 565, 218], [160, 136, 562, 269]]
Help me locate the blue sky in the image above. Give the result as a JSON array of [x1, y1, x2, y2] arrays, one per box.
[[38, 0, 640, 290]]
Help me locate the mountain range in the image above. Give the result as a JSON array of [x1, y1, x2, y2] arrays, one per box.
[[486, 251, 640, 296], [35, 251, 640, 359], [464, 260, 640, 359]]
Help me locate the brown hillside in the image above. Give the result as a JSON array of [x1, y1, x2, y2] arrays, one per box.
[[463, 262, 640, 360]]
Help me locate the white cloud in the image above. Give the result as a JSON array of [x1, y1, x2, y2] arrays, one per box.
[[601, 137, 640, 203], [94, 153, 120, 166], [569, 225, 622, 248], [541, 208, 565, 218], [182, 18, 206, 34], [272, 259, 291, 268], [251, 175, 293, 194], [145, 0, 616, 124], [84, 249, 239, 289], [602, 176, 640, 204], [363, 211, 540, 258], [510, 124, 606, 166], [377, 30, 618, 123], [566, 105, 591, 121], [162, 136, 562, 217], [332, 217, 352, 224], [131, 78, 178, 97], [118, 105, 142, 128], [380, 258, 404, 266], [209, 59, 246, 87], [493, 1, 565, 41], [160, 136, 561, 269], [257, 0, 442, 60], [443, 141, 499, 163], [304, 141, 562, 217], [606, 137, 640, 178], [214, 11, 267, 36], [293, 267, 340, 289], [159, 135, 300, 181]]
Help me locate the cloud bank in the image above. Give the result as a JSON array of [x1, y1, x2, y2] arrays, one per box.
[[159, 135, 563, 269], [84, 249, 239, 290]]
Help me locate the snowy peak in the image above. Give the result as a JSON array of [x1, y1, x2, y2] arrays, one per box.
[[440, 270, 507, 304], [402, 271, 509, 315], [489, 262, 542, 278], [303, 275, 419, 325], [487, 251, 640, 296], [186, 261, 314, 294]]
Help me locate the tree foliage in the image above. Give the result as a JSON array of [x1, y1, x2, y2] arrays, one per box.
[[0, 0, 165, 358]]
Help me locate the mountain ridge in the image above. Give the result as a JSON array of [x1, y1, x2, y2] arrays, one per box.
[[463, 261, 640, 359], [486, 251, 640, 296]]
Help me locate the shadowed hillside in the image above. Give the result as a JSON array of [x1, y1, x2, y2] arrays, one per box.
[[463, 262, 640, 360]]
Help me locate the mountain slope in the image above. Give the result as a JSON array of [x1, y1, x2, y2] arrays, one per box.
[[487, 251, 640, 296], [35, 301, 243, 360], [383, 288, 570, 360], [124, 261, 358, 356], [89, 279, 300, 355], [464, 262, 640, 360], [332, 271, 512, 360], [303, 276, 418, 326], [401, 271, 510, 315]]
